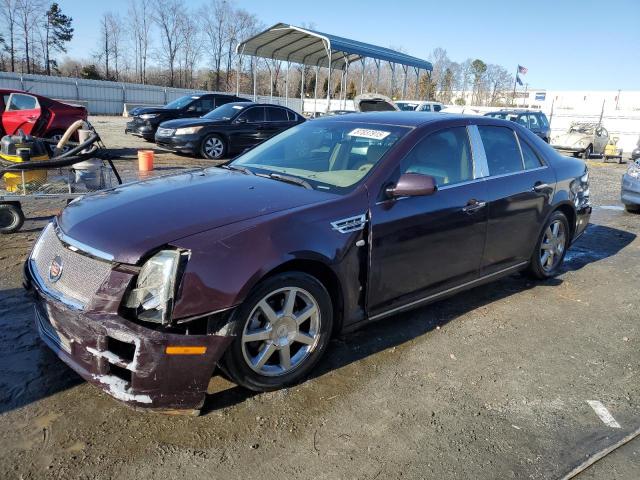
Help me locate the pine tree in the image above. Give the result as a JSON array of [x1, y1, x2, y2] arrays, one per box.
[[45, 3, 74, 75]]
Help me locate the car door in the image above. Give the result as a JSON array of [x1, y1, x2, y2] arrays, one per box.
[[2, 93, 41, 135], [264, 107, 292, 139], [229, 106, 265, 148], [367, 125, 489, 315], [477, 125, 555, 274]]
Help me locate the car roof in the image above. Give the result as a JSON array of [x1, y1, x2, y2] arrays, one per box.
[[312, 111, 472, 127]]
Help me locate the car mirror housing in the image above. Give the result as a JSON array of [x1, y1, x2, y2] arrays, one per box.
[[386, 173, 437, 198]]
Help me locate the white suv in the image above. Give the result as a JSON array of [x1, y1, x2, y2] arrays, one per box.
[[395, 100, 444, 112]]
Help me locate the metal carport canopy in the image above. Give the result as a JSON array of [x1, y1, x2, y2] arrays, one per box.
[[236, 22, 432, 71]]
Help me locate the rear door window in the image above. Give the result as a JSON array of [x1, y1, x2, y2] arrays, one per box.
[[7, 93, 38, 111], [266, 107, 289, 122], [478, 126, 524, 176], [401, 127, 474, 186]]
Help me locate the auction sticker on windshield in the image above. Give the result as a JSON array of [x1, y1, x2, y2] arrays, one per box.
[[348, 128, 391, 140]]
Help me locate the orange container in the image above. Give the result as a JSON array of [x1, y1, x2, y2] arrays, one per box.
[[138, 150, 154, 172]]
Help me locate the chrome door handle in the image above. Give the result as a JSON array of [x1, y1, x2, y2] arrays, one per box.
[[462, 200, 487, 213], [532, 182, 550, 192]]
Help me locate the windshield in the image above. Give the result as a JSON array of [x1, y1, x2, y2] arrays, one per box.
[[570, 124, 595, 134], [396, 102, 419, 111], [164, 95, 198, 110], [231, 121, 411, 193], [203, 103, 248, 120]]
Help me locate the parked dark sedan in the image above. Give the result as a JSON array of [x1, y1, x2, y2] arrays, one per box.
[[155, 102, 304, 159], [125, 93, 247, 140], [485, 110, 551, 143], [25, 112, 591, 413]]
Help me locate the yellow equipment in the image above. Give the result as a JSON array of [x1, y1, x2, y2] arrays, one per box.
[[0, 133, 50, 192]]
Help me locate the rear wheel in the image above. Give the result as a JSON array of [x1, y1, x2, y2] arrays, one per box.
[[0, 204, 25, 234], [526, 211, 570, 279], [221, 272, 333, 392], [200, 134, 226, 160]]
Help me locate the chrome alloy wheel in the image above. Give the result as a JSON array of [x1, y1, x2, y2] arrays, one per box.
[[540, 219, 566, 272], [204, 137, 224, 158], [241, 287, 321, 376]]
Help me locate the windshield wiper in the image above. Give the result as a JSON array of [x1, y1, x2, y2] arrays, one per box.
[[261, 172, 312, 190], [221, 164, 254, 175]]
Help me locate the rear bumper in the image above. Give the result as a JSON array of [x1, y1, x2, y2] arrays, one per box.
[[154, 134, 200, 155], [24, 260, 233, 412], [621, 173, 640, 206]]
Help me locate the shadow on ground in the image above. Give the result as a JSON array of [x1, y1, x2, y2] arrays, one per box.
[[0, 223, 634, 415]]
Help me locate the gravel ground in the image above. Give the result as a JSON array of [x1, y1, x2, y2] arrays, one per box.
[[0, 116, 638, 479]]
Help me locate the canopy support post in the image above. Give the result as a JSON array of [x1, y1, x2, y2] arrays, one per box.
[[314, 65, 319, 116], [285, 61, 290, 107], [402, 65, 408, 100], [252, 57, 257, 101], [389, 62, 396, 99], [300, 64, 305, 113], [326, 50, 332, 112]]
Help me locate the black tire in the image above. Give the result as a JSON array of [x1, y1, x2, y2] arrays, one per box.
[[0, 204, 25, 234], [624, 204, 640, 213], [221, 272, 333, 392], [526, 211, 570, 280], [200, 134, 227, 160], [582, 145, 592, 160]]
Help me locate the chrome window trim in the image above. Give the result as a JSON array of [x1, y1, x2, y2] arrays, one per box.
[[467, 125, 489, 179], [369, 261, 528, 321]]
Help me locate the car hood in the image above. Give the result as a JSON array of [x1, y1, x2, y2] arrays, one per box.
[[130, 106, 178, 117], [158, 118, 230, 129], [57, 168, 334, 264], [553, 132, 590, 146]]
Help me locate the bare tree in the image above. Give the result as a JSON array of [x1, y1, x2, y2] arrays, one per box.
[[128, 0, 152, 83], [153, 0, 185, 87], [16, 0, 44, 73], [2, 0, 19, 71], [200, 0, 230, 91]]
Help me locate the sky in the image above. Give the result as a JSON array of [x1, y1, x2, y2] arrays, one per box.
[[57, 0, 640, 91]]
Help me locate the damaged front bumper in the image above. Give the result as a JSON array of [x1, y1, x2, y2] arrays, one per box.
[[24, 260, 233, 413]]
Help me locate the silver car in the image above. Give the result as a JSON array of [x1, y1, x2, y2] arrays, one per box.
[[552, 123, 609, 159], [622, 159, 640, 213]]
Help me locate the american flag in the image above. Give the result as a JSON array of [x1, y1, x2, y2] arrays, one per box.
[[518, 65, 528, 74]]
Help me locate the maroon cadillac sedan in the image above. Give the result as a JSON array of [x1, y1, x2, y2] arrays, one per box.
[[25, 112, 591, 413]]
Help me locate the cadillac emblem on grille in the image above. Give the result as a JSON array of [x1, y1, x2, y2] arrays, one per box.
[[49, 255, 63, 283]]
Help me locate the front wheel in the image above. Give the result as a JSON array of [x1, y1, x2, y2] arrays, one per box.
[[526, 211, 570, 279], [221, 272, 333, 392], [0, 203, 25, 234], [200, 134, 227, 160]]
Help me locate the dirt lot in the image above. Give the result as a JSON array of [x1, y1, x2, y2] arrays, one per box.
[[0, 116, 638, 479]]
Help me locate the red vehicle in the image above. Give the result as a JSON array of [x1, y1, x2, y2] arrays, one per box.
[[0, 89, 88, 140]]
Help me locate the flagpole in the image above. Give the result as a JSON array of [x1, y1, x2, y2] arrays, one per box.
[[512, 66, 518, 106]]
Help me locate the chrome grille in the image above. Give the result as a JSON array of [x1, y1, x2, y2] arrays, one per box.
[[156, 127, 175, 137], [31, 223, 112, 308]]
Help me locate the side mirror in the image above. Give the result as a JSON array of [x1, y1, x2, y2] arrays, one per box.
[[386, 173, 437, 198]]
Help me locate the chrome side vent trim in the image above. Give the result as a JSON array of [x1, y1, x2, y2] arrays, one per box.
[[331, 214, 367, 233]]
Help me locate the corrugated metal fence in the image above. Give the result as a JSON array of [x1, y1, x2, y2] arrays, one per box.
[[0, 72, 302, 115]]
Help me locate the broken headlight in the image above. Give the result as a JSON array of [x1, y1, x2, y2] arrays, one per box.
[[125, 250, 186, 325]]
